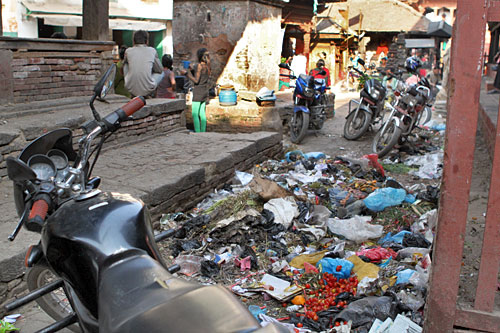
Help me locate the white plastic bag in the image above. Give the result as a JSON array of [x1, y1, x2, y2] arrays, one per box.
[[326, 216, 384, 243]]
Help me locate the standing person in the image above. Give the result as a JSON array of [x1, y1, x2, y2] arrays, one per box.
[[426, 66, 441, 98], [123, 30, 164, 98], [309, 59, 331, 87], [114, 45, 131, 98], [489, 51, 500, 94], [156, 54, 177, 99], [183, 48, 211, 132]]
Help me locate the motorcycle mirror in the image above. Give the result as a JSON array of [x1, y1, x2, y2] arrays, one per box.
[[6, 157, 37, 182], [278, 63, 291, 70], [93, 64, 117, 100]]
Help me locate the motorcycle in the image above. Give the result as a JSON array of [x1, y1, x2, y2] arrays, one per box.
[[1, 64, 286, 333], [372, 77, 433, 157], [343, 59, 387, 140], [279, 63, 332, 144]]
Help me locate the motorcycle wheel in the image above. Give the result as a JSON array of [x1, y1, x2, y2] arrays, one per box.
[[372, 118, 402, 158], [343, 110, 371, 140], [290, 111, 310, 144], [417, 106, 432, 126], [26, 265, 81, 332]]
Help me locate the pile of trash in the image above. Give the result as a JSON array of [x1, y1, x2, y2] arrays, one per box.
[[158, 148, 442, 332]]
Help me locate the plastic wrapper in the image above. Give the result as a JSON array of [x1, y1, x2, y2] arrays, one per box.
[[327, 216, 384, 243], [174, 255, 204, 276]]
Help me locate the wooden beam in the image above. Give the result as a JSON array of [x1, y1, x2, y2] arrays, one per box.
[[454, 308, 500, 332], [423, 0, 487, 330], [82, 0, 109, 41]]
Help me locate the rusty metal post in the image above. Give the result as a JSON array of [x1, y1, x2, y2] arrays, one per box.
[[423, 0, 487, 332]]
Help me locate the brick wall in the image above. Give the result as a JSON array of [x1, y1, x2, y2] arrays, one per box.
[[11, 55, 105, 104], [0, 37, 115, 106]]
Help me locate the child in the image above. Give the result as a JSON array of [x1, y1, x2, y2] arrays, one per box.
[[156, 54, 177, 99]]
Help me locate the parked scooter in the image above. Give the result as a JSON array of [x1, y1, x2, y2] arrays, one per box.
[[1, 64, 287, 333], [343, 59, 387, 140], [279, 63, 332, 144]]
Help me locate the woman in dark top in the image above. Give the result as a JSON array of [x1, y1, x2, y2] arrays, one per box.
[[157, 54, 176, 99], [184, 48, 211, 132]]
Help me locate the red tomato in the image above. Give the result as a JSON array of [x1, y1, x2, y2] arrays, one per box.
[[313, 314, 319, 321], [297, 323, 303, 328], [305, 283, 311, 289], [335, 322, 340, 326], [336, 265, 342, 272]]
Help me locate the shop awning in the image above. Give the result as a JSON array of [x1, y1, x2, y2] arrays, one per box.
[[29, 14, 167, 31], [427, 20, 452, 38], [405, 38, 436, 48], [21, 0, 172, 23]]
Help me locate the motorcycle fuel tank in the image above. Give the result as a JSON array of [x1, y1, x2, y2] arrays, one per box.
[[41, 191, 161, 317]]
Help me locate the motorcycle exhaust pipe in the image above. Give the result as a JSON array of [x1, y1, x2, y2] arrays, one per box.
[[154, 229, 175, 243]]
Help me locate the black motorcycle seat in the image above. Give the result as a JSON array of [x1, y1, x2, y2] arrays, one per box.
[[98, 253, 287, 333]]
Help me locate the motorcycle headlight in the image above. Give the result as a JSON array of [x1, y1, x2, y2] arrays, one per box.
[[304, 87, 314, 98], [370, 89, 380, 100]]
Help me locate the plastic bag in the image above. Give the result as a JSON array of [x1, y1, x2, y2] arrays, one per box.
[[304, 152, 326, 160], [348, 255, 380, 281], [402, 233, 431, 248], [263, 197, 299, 229], [285, 150, 305, 162], [356, 247, 397, 263], [405, 152, 443, 180], [293, 204, 330, 240], [363, 188, 407, 212], [174, 255, 204, 276], [395, 269, 415, 285], [327, 216, 384, 243], [316, 258, 354, 279], [289, 250, 328, 269], [334, 296, 398, 329], [379, 231, 412, 245]]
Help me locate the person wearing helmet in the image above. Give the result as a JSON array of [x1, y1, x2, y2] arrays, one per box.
[[309, 59, 331, 87]]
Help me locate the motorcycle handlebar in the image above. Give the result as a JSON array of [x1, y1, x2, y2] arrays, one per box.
[[102, 96, 146, 133], [27, 197, 50, 229], [121, 96, 146, 117]]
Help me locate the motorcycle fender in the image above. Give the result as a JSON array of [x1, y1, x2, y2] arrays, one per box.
[[345, 103, 372, 119], [294, 105, 310, 114], [392, 117, 402, 128]]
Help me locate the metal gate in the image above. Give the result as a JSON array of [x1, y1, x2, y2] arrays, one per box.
[[424, 0, 500, 332]]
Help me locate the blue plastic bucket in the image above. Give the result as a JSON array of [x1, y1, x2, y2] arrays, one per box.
[[182, 60, 191, 69], [219, 89, 237, 106]]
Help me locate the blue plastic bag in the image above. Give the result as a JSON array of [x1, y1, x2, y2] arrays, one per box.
[[396, 269, 416, 284], [248, 305, 267, 321], [304, 152, 326, 160], [316, 258, 354, 279], [285, 150, 305, 162], [363, 188, 407, 212], [378, 230, 412, 244]]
